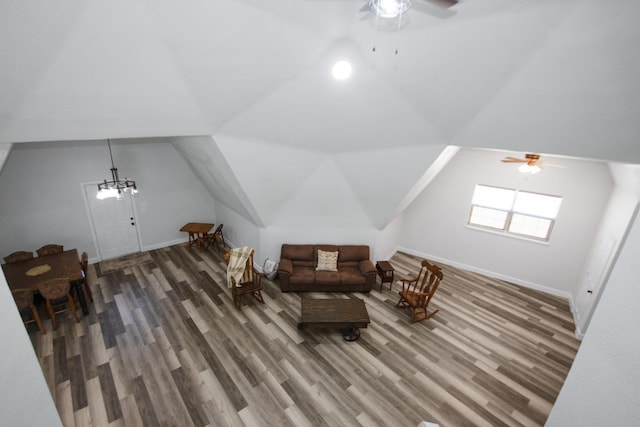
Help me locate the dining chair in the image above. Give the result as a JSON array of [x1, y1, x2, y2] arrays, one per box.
[[3, 251, 34, 263], [396, 259, 443, 322], [11, 289, 46, 335], [37, 277, 80, 329], [36, 244, 64, 257], [210, 224, 226, 249], [80, 251, 93, 303]]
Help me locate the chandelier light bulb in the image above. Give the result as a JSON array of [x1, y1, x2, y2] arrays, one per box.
[[96, 139, 139, 199]]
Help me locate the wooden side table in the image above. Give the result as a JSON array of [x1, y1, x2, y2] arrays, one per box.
[[376, 260, 395, 291], [180, 222, 214, 250]]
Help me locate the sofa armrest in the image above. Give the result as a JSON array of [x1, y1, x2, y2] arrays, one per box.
[[278, 258, 293, 291], [359, 259, 376, 276], [278, 258, 293, 276]]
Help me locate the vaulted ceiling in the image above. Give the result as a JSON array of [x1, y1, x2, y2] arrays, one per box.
[[1, 0, 639, 227]]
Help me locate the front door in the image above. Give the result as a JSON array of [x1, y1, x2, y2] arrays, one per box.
[[84, 183, 141, 260]]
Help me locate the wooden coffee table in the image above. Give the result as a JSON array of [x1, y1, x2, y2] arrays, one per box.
[[297, 298, 370, 341]]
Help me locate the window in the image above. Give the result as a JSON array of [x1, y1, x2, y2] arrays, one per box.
[[468, 184, 562, 241]]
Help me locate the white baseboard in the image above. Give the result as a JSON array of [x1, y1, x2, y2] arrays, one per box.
[[87, 238, 264, 273], [391, 246, 574, 302], [89, 237, 190, 264], [143, 238, 188, 252]]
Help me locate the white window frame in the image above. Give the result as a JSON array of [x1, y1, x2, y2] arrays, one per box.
[[467, 184, 562, 242]]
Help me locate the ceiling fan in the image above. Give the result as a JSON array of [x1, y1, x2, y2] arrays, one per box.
[[501, 153, 566, 174]]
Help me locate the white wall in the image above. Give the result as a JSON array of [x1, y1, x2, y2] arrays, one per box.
[[572, 186, 639, 336], [0, 143, 11, 173], [0, 273, 62, 427], [214, 135, 451, 231], [373, 215, 404, 261], [0, 139, 216, 259], [546, 210, 640, 426], [397, 148, 613, 296], [172, 136, 263, 227], [175, 136, 456, 267], [214, 202, 261, 253]]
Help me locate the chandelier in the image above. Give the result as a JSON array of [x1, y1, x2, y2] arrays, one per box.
[[370, 0, 412, 18], [96, 139, 138, 200]]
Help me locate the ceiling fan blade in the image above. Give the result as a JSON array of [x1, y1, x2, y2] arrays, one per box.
[[501, 157, 526, 163], [426, 0, 458, 7], [413, 0, 458, 19], [539, 162, 567, 169]]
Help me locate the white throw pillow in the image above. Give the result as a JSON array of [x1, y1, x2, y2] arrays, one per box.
[[316, 250, 338, 271]]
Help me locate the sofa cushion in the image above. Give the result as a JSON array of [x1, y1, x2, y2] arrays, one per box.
[[282, 244, 315, 267], [338, 245, 370, 262], [316, 249, 338, 271], [289, 266, 315, 285], [315, 270, 341, 285], [340, 266, 366, 285], [282, 244, 314, 260]]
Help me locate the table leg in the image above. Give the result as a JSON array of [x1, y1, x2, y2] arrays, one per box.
[[199, 232, 209, 249], [191, 232, 209, 250], [71, 279, 89, 315]]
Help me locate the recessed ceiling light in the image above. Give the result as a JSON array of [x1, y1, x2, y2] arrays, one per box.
[[332, 61, 352, 80]]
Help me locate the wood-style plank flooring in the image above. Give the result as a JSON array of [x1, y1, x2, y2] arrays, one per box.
[[27, 245, 580, 426]]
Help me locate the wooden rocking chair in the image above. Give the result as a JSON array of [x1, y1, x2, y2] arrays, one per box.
[[396, 259, 443, 322], [226, 248, 265, 310]]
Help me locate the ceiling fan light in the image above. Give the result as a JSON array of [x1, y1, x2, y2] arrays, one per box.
[[518, 164, 541, 174], [370, 0, 411, 18]]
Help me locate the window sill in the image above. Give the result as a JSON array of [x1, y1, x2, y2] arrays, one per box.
[[465, 224, 550, 245]]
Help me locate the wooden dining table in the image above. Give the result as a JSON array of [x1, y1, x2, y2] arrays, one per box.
[[180, 222, 214, 250], [2, 249, 89, 315]]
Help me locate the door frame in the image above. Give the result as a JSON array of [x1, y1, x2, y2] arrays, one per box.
[[81, 181, 144, 261]]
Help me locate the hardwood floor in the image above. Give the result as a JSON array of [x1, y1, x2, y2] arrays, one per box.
[[27, 245, 580, 426]]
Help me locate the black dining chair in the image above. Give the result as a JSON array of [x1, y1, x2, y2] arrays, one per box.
[[80, 251, 93, 303], [11, 289, 46, 334], [38, 277, 80, 329]]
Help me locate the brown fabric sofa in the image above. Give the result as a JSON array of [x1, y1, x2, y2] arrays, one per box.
[[277, 244, 376, 292]]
